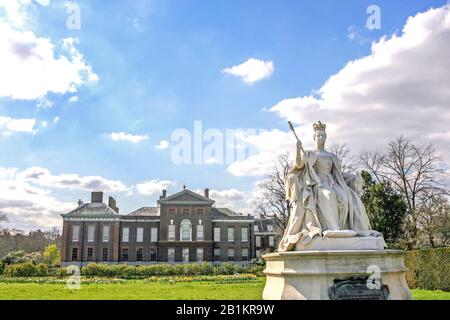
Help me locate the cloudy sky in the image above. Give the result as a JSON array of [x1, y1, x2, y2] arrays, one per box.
[[0, 0, 449, 230]]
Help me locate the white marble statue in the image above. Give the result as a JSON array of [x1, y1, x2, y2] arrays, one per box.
[[278, 121, 381, 252]]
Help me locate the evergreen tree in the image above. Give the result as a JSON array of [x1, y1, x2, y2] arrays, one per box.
[[361, 171, 407, 247]]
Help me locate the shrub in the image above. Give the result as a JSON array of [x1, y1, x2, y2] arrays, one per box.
[[406, 247, 450, 291], [3, 262, 49, 277], [80, 262, 259, 279], [0, 250, 29, 266]]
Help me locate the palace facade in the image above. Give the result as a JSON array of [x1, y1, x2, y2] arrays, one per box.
[[61, 188, 279, 266]]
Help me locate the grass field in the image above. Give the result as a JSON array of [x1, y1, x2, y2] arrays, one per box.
[[0, 279, 448, 300]]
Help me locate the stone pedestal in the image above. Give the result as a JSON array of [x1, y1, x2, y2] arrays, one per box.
[[262, 250, 412, 300]]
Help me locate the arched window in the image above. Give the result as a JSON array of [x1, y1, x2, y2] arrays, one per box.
[[180, 219, 192, 241]]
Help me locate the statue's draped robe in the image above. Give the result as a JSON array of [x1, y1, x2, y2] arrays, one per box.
[[278, 150, 372, 252]]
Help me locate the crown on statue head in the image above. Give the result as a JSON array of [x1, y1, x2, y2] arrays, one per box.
[[313, 121, 326, 132]]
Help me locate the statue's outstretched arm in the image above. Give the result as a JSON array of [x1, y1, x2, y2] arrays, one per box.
[[295, 140, 305, 170]]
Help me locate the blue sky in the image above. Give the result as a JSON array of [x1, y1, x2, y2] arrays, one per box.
[[0, 0, 449, 230]]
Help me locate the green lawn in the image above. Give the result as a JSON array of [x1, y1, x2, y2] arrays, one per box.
[[0, 279, 448, 300]]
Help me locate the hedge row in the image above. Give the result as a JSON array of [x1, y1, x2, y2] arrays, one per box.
[[81, 263, 264, 278], [3, 262, 49, 277], [405, 247, 450, 291]]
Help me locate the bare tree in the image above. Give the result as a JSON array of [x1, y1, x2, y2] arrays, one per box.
[[329, 143, 357, 174], [253, 153, 291, 232], [359, 136, 447, 249]]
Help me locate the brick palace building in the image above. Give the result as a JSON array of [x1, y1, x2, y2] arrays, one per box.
[[61, 188, 279, 266]]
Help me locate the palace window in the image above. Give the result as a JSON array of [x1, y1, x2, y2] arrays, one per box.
[[151, 227, 158, 242], [214, 249, 221, 261], [182, 248, 190, 263], [180, 219, 192, 241], [87, 225, 95, 243], [121, 248, 129, 262], [72, 225, 80, 242], [71, 248, 78, 261], [87, 248, 93, 261], [196, 208, 205, 214], [228, 227, 234, 242], [168, 248, 175, 263], [269, 236, 275, 247], [169, 208, 176, 214], [256, 236, 261, 248], [267, 225, 274, 232], [137, 227, 144, 242], [197, 224, 204, 241], [182, 208, 190, 215], [150, 249, 157, 261], [254, 225, 259, 232], [102, 225, 110, 242], [213, 227, 220, 242], [168, 225, 175, 241], [196, 248, 204, 262], [242, 248, 249, 261], [228, 249, 235, 261], [136, 248, 143, 262], [241, 227, 248, 242], [122, 227, 129, 242], [102, 248, 108, 262]]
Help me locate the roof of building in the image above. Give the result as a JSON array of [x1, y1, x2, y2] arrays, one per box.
[[127, 207, 160, 216], [158, 188, 215, 205], [63, 203, 119, 216]]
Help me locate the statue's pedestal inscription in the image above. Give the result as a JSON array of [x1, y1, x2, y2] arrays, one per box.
[[262, 250, 412, 300], [328, 277, 390, 300]]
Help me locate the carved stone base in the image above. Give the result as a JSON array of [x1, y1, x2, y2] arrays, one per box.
[[295, 236, 386, 251], [262, 250, 412, 300]]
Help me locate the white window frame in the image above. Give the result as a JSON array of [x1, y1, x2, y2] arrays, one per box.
[[228, 227, 234, 243], [182, 248, 190, 263], [241, 227, 248, 242], [254, 225, 259, 232], [87, 225, 95, 243], [151, 227, 158, 242], [214, 248, 221, 261], [269, 235, 275, 247], [168, 248, 175, 263], [256, 235, 261, 247], [102, 225, 110, 243], [228, 248, 235, 261], [136, 227, 144, 243], [267, 224, 274, 232], [72, 225, 80, 242], [180, 219, 192, 241], [213, 227, 221, 242], [197, 224, 204, 241], [196, 248, 204, 262], [122, 227, 129, 243], [168, 224, 175, 241]]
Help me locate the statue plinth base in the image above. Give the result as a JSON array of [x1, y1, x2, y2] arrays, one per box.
[[295, 235, 386, 251], [262, 249, 412, 300]]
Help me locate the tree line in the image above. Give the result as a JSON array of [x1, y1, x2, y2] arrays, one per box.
[[253, 136, 450, 250]]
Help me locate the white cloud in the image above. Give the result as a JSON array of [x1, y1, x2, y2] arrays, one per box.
[[0, 116, 37, 134], [136, 179, 174, 196], [69, 96, 79, 103], [222, 58, 274, 84], [17, 167, 129, 192], [0, 166, 74, 230], [53, 116, 59, 124], [229, 5, 450, 177], [0, 4, 98, 100], [156, 139, 169, 150], [37, 97, 53, 109], [108, 132, 149, 144]]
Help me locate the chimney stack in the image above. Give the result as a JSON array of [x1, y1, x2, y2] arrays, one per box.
[[162, 189, 167, 198], [204, 188, 209, 199], [91, 191, 103, 203], [108, 196, 119, 213]]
